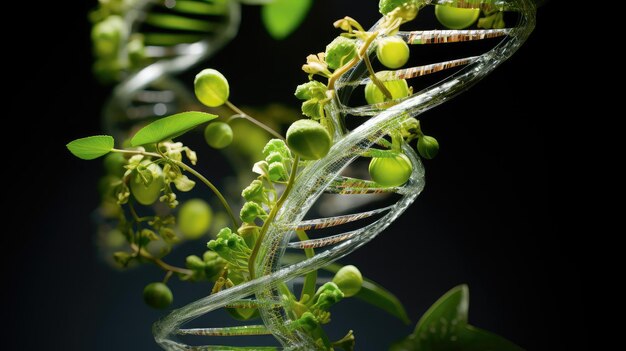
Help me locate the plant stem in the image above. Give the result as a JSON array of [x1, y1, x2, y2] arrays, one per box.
[[363, 50, 393, 99], [111, 148, 161, 158], [249, 155, 300, 279], [112, 148, 239, 228], [225, 101, 285, 140], [328, 31, 380, 91], [173, 160, 239, 228], [131, 243, 192, 276]]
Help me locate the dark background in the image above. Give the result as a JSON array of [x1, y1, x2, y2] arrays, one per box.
[[7, 1, 585, 350]]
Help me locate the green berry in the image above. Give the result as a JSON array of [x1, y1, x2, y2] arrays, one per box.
[[368, 154, 412, 187], [130, 161, 163, 206], [286, 120, 332, 160], [417, 135, 439, 159], [325, 36, 358, 70], [177, 199, 212, 239], [194, 69, 229, 107], [376, 36, 410, 69], [364, 78, 410, 105], [332, 265, 363, 297], [435, 5, 480, 29], [103, 152, 126, 177], [204, 122, 233, 149], [143, 282, 173, 309]]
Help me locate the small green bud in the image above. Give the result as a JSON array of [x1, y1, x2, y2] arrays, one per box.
[[207, 239, 225, 252], [313, 282, 344, 311], [143, 282, 173, 309], [325, 36, 358, 70], [296, 312, 319, 332], [295, 80, 328, 100], [241, 180, 267, 204], [194, 68, 230, 107], [186, 255, 206, 270], [204, 122, 233, 149], [262, 139, 291, 160], [113, 251, 132, 267], [417, 135, 439, 159], [332, 265, 363, 297], [265, 151, 284, 164], [364, 78, 410, 105], [286, 119, 332, 160], [216, 227, 233, 239], [376, 36, 410, 69], [268, 162, 288, 182], [240, 201, 268, 223], [173, 174, 195, 192]]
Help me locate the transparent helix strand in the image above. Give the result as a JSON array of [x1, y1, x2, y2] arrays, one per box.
[[153, 1, 536, 350], [102, 0, 241, 139]]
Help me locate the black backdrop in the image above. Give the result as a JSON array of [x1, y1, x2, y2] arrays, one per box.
[[6, 1, 585, 350]]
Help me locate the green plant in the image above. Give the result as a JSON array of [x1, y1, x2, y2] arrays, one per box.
[[72, 0, 533, 349]]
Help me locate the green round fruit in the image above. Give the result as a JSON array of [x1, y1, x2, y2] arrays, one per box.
[[194, 69, 229, 107], [204, 122, 233, 149], [286, 120, 332, 160], [417, 135, 439, 159], [364, 78, 410, 105], [130, 161, 163, 206], [332, 265, 363, 297], [376, 36, 410, 69], [368, 154, 413, 187], [177, 199, 213, 239], [435, 5, 480, 29], [143, 282, 173, 309]]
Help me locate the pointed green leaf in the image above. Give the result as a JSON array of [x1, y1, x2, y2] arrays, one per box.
[[261, 0, 312, 40], [414, 284, 469, 335], [66, 135, 114, 160], [130, 111, 218, 146], [390, 285, 525, 351], [356, 279, 411, 325]]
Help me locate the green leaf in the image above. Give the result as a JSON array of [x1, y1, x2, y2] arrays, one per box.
[[261, 0, 312, 40], [130, 111, 217, 146], [356, 279, 411, 325], [414, 284, 469, 335], [282, 254, 411, 324], [390, 285, 525, 351], [66, 135, 114, 160]]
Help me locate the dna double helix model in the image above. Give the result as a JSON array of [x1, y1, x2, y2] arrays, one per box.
[[97, 0, 240, 138], [95, 0, 535, 349]]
